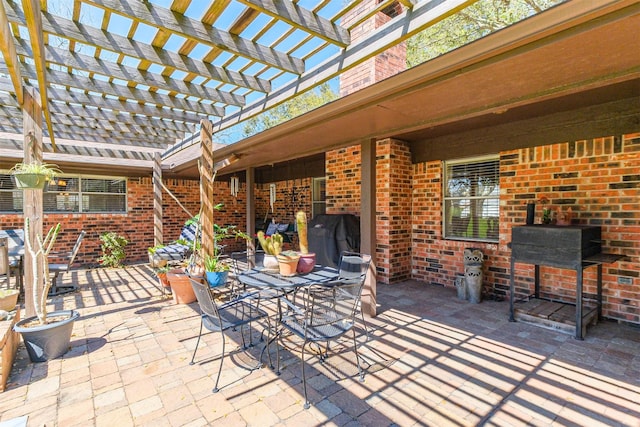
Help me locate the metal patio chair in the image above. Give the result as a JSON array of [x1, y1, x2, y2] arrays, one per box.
[[335, 252, 372, 340], [188, 276, 268, 393], [48, 230, 86, 296], [276, 279, 366, 409]]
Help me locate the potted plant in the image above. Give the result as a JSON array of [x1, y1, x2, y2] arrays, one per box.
[[13, 219, 80, 362], [257, 231, 283, 272], [10, 162, 61, 190], [148, 245, 167, 268], [295, 211, 316, 273], [204, 210, 250, 288], [203, 254, 230, 288], [277, 250, 300, 277], [153, 265, 172, 293]]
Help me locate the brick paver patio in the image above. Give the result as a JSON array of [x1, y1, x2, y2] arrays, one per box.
[[1, 265, 639, 426]]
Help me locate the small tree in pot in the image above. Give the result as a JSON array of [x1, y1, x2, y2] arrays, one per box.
[[13, 219, 80, 362]]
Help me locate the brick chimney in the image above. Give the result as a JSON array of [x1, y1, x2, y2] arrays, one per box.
[[339, 0, 407, 97]]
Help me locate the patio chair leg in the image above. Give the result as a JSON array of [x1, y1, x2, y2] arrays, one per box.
[[361, 311, 370, 342], [352, 328, 365, 383], [190, 318, 204, 365], [213, 332, 226, 393], [301, 340, 310, 410]]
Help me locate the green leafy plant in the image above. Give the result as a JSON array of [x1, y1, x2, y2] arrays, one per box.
[[203, 254, 230, 273], [98, 232, 128, 268], [10, 162, 61, 180]]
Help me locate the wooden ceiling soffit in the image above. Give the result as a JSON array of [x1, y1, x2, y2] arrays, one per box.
[[46, 87, 206, 123], [45, 102, 194, 133], [2, 3, 274, 94], [214, 0, 473, 131], [237, 0, 350, 47], [88, 0, 305, 74], [0, 0, 22, 104], [8, 62, 229, 116]]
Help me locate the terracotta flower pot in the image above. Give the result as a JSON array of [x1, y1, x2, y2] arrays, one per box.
[[277, 254, 300, 277], [166, 269, 196, 304]]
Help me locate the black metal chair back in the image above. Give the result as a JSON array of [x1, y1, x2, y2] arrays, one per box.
[[276, 279, 366, 409], [188, 276, 268, 393]]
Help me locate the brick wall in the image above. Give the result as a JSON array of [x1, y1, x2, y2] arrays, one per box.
[[0, 177, 202, 267], [411, 134, 640, 324], [339, 0, 406, 97], [326, 146, 361, 215], [326, 139, 413, 283]]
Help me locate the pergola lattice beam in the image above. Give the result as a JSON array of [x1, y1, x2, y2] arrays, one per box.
[[0, 0, 22, 105], [3, 2, 272, 92], [46, 86, 208, 123], [87, 0, 305, 74], [8, 61, 228, 117], [21, 0, 56, 150], [213, 0, 474, 132], [13, 41, 259, 105], [46, 102, 195, 133], [237, 0, 350, 47]]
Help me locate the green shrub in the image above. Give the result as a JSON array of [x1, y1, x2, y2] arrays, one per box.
[[98, 232, 128, 268]]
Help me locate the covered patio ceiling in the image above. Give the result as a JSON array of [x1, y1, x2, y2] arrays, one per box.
[[0, 0, 482, 171]]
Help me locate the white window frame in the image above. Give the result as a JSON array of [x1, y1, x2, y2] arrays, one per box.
[[0, 171, 128, 214], [442, 155, 500, 242]]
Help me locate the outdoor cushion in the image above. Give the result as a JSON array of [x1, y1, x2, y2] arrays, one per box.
[[265, 222, 279, 236], [153, 223, 197, 262]]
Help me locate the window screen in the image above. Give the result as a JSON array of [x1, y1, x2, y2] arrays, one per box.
[[443, 156, 499, 242]]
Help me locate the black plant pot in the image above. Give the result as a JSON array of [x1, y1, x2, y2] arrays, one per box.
[[14, 310, 80, 362]]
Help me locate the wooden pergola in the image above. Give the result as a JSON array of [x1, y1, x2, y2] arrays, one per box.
[[0, 0, 474, 316]]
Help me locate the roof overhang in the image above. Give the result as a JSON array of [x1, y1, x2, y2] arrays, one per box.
[[165, 0, 639, 177]]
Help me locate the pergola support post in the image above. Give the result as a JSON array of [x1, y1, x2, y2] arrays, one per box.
[[199, 120, 215, 259], [153, 152, 163, 247], [22, 86, 43, 318], [361, 138, 377, 317], [245, 167, 256, 266]]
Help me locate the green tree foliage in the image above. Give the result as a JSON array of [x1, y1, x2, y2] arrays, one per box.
[[406, 0, 563, 67], [240, 83, 338, 138]]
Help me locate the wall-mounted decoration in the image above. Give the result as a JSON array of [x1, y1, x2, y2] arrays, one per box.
[[230, 176, 239, 197]]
